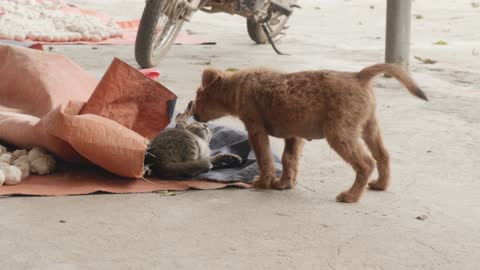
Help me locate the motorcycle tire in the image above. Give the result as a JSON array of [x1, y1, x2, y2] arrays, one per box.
[[135, 0, 184, 68]]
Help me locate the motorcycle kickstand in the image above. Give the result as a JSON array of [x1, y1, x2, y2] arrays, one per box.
[[261, 23, 290, 56]]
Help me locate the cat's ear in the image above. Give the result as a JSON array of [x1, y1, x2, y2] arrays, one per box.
[[202, 68, 223, 88]]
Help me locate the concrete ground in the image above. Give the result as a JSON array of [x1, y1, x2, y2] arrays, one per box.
[[1, 0, 479, 269]]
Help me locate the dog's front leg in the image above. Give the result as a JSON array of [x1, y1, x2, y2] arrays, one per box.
[[248, 130, 276, 189], [273, 137, 305, 190]]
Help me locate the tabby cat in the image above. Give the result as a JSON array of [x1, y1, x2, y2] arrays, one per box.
[[145, 107, 242, 179]]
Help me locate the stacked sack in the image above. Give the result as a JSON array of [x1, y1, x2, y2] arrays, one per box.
[[0, 145, 56, 186]]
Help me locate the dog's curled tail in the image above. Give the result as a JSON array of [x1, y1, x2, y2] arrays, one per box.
[[356, 63, 428, 101]]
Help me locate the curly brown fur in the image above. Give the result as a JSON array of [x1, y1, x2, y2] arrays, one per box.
[[191, 63, 428, 202]]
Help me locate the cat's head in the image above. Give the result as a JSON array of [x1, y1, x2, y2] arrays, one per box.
[[186, 122, 213, 142], [192, 68, 230, 122]]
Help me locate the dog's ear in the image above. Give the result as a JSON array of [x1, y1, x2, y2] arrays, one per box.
[[202, 68, 223, 88]]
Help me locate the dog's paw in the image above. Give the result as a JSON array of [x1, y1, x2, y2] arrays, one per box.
[[272, 179, 294, 190], [336, 191, 359, 203], [252, 176, 273, 189], [368, 179, 388, 191]]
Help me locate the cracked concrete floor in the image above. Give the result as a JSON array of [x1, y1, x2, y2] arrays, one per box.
[[1, 0, 479, 269]]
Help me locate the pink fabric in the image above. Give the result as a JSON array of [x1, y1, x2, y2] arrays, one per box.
[[139, 68, 160, 80]]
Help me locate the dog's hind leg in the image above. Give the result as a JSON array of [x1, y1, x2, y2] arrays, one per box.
[[324, 124, 375, 203], [273, 137, 305, 190], [362, 116, 391, 191]]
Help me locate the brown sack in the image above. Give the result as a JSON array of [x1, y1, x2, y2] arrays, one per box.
[[0, 101, 149, 178], [42, 101, 149, 178], [0, 45, 97, 117], [0, 46, 176, 178], [81, 58, 177, 139], [0, 108, 84, 163]]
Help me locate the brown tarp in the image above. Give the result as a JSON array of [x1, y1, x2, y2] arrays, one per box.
[[0, 167, 249, 196]]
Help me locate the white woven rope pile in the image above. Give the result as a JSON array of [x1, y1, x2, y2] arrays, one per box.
[[0, 0, 123, 42]]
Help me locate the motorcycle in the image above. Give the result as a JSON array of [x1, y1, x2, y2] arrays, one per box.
[[134, 0, 299, 68]]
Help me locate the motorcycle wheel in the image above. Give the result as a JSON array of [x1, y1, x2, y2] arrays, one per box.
[[135, 0, 185, 68], [246, 11, 292, 44]]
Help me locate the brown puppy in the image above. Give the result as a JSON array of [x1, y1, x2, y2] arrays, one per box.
[[191, 64, 428, 203]]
